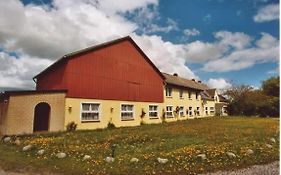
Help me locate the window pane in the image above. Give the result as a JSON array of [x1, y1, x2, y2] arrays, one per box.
[[82, 104, 90, 111]]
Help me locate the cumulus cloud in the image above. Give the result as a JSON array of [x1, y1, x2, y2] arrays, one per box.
[[207, 78, 232, 90], [253, 3, 279, 22], [202, 32, 279, 72], [0, 51, 52, 89]]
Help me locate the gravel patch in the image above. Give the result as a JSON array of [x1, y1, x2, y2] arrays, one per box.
[[205, 161, 279, 175]]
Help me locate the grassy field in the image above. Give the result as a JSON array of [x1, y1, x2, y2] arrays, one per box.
[[0, 117, 279, 175]]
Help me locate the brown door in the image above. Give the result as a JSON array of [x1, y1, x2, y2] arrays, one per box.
[[33, 102, 50, 132]]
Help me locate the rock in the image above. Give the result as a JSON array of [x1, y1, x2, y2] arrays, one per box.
[[157, 157, 168, 164], [3, 137, 11, 143], [83, 155, 91, 161], [197, 153, 207, 160], [266, 144, 273, 149], [57, 152, 66, 159], [270, 138, 276, 143], [130, 157, 139, 163], [105, 156, 114, 163], [37, 149, 45, 155], [226, 152, 236, 158], [14, 139, 21, 145], [246, 149, 254, 155], [22, 145, 33, 151]]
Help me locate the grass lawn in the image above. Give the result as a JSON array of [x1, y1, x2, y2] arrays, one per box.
[[0, 117, 279, 175]]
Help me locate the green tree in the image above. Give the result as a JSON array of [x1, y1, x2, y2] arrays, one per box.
[[262, 76, 279, 97]]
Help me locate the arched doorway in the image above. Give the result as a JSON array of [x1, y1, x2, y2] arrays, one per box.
[[33, 102, 50, 132]]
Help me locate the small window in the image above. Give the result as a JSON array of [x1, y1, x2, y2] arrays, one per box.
[[210, 107, 214, 114], [121, 104, 134, 121], [149, 105, 158, 119], [188, 91, 192, 99], [166, 87, 172, 97], [179, 106, 184, 117], [189, 107, 193, 116], [166, 106, 173, 118], [205, 107, 208, 115], [195, 92, 199, 99], [197, 107, 200, 115], [179, 89, 184, 98], [81, 103, 100, 122]]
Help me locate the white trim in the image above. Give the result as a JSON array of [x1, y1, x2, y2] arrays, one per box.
[[120, 103, 135, 121], [165, 105, 173, 118], [80, 102, 101, 122], [148, 104, 159, 119], [179, 106, 185, 117]]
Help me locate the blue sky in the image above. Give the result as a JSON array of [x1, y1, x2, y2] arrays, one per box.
[[0, 0, 279, 90]]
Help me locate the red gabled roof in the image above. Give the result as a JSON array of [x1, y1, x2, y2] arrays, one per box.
[[34, 36, 165, 80]]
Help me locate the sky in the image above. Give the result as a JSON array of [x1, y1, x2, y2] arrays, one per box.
[[0, 0, 279, 91]]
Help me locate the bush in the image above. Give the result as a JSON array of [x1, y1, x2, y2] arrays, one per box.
[[66, 122, 77, 131], [107, 122, 116, 129]]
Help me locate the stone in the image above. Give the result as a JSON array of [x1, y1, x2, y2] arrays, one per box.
[[246, 149, 254, 155], [37, 149, 45, 155], [130, 157, 139, 163], [22, 145, 33, 151], [83, 155, 91, 161], [105, 156, 114, 163], [266, 144, 273, 149], [197, 153, 207, 160], [14, 139, 21, 146], [157, 157, 168, 164], [226, 152, 236, 158], [270, 138, 276, 143], [57, 152, 66, 159], [3, 137, 11, 143]]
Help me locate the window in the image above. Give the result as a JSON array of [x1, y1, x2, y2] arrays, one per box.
[[166, 106, 173, 118], [195, 92, 199, 99], [188, 91, 192, 99], [197, 107, 200, 115], [179, 106, 184, 117], [165, 87, 172, 97], [179, 89, 184, 98], [205, 107, 208, 115], [81, 103, 100, 122], [121, 104, 134, 121], [189, 107, 193, 116], [149, 105, 158, 119], [210, 107, 214, 114]]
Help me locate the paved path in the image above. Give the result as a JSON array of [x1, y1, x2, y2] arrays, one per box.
[[205, 161, 279, 175]]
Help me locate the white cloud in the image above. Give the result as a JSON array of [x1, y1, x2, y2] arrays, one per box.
[[207, 78, 232, 90], [183, 28, 200, 37], [253, 3, 279, 22], [0, 51, 52, 89], [202, 32, 279, 72]]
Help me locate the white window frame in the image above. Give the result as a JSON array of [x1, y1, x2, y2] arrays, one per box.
[[80, 102, 101, 122], [148, 105, 159, 119], [165, 105, 173, 118], [120, 104, 134, 121], [179, 106, 185, 117], [165, 86, 172, 97]]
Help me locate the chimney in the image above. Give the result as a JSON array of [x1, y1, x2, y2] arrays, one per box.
[[198, 80, 202, 83], [191, 79, 196, 82], [173, 73, 178, 77]]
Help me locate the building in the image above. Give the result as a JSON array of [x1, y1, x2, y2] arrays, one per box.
[[0, 36, 227, 135]]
